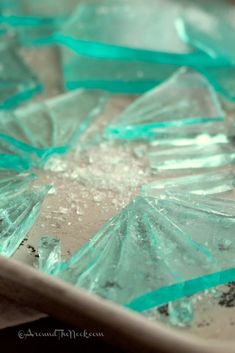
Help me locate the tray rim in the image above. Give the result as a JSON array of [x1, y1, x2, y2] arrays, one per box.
[[0, 255, 234, 353]]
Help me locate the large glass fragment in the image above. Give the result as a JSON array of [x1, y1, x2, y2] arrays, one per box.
[[0, 185, 50, 257], [0, 43, 42, 109], [149, 143, 235, 172], [36, 192, 235, 312], [61, 48, 177, 93], [0, 89, 107, 166], [141, 170, 235, 197], [105, 68, 224, 140], [54, 0, 222, 66]]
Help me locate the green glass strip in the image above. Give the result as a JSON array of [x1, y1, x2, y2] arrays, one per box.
[[126, 267, 235, 312]]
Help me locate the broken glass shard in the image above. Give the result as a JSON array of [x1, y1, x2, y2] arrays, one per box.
[[0, 43, 42, 109], [177, 7, 235, 64], [168, 298, 193, 327], [61, 47, 177, 93], [0, 89, 107, 166], [149, 143, 235, 172], [36, 193, 235, 312], [0, 185, 50, 257], [105, 68, 224, 140], [37, 236, 61, 274], [141, 170, 235, 197], [0, 169, 35, 198], [54, 0, 221, 66]]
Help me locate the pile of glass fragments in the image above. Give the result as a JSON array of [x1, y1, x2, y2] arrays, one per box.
[[1, 0, 235, 328]]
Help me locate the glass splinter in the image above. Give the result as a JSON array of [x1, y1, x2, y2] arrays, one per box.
[[141, 170, 235, 197], [0, 44, 42, 109], [37, 236, 61, 275], [168, 298, 193, 328], [149, 142, 235, 172], [36, 193, 235, 312], [0, 185, 50, 257], [105, 68, 224, 140], [0, 89, 108, 166]]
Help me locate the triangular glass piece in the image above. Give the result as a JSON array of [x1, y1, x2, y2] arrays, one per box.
[[177, 6, 235, 64], [0, 185, 50, 256], [105, 68, 224, 140], [54, 0, 219, 66], [61, 47, 177, 93], [149, 142, 235, 172], [0, 43, 42, 109], [35, 193, 235, 312], [141, 170, 235, 197], [0, 169, 35, 198], [0, 89, 107, 166]]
